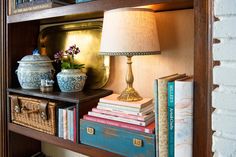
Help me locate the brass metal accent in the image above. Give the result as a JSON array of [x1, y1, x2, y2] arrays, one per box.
[[12, 96, 21, 113], [87, 127, 95, 135], [38, 21, 110, 89], [118, 56, 142, 102], [133, 138, 143, 147]]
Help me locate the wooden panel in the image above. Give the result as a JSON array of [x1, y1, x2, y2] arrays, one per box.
[[0, 0, 8, 156], [8, 123, 123, 157], [9, 132, 41, 157], [8, 21, 40, 88], [7, 88, 112, 104], [7, 0, 193, 24], [193, 0, 213, 157]]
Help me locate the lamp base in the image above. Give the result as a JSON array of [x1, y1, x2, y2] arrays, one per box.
[[118, 87, 143, 102]]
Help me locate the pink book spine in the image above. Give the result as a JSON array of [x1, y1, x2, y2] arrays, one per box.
[[73, 107, 76, 143], [92, 108, 146, 121], [83, 114, 154, 134]]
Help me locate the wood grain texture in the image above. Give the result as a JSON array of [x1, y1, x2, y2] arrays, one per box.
[[7, 88, 112, 104], [1, 0, 214, 156], [9, 132, 41, 157], [8, 123, 123, 157], [0, 0, 8, 156], [8, 21, 40, 88], [7, 0, 193, 24], [193, 0, 213, 157]]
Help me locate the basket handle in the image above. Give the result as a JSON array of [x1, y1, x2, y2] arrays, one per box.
[[21, 100, 48, 121]]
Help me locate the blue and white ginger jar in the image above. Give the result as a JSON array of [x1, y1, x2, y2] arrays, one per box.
[[16, 55, 54, 89], [57, 69, 87, 92]]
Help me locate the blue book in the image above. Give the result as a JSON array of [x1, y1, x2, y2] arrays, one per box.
[[154, 80, 159, 157], [58, 108, 64, 138], [168, 81, 175, 157], [76, 0, 93, 3], [67, 106, 75, 141]]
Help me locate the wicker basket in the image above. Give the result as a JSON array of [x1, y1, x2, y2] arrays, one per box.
[[9, 95, 57, 135]]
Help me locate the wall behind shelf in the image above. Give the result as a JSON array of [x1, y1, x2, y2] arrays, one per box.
[[42, 9, 194, 157]]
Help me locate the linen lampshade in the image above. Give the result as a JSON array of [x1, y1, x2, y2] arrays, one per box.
[[100, 8, 160, 56]]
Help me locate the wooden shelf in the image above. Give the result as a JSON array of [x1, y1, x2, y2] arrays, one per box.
[[8, 123, 123, 157], [7, 0, 193, 24], [7, 88, 112, 104]]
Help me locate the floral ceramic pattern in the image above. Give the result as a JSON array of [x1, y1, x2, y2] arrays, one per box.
[[17, 71, 53, 89], [57, 69, 87, 92]]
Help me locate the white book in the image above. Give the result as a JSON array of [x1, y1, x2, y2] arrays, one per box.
[[174, 79, 193, 157], [88, 111, 154, 126], [97, 103, 154, 116]]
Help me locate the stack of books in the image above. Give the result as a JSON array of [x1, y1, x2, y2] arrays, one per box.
[[58, 105, 77, 143], [83, 93, 155, 134]]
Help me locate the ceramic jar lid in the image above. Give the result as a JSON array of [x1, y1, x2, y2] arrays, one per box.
[[17, 54, 53, 64]]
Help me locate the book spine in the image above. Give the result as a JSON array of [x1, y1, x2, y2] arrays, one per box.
[[174, 81, 193, 157], [58, 108, 64, 138], [98, 102, 141, 112], [158, 79, 169, 157], [67, 109, 71, 140], [13, 2, 52, 14], [70, 110, 74, 141], [73, 107, 77, 143], [99, 94, 152, 108], [63, 109, 67, 140], [83, 115, 154, 134], [154, 80, 159, 157], [88, 111, 152, 126], [96, 105, 153, 116], [168, 82, 175, 157], [92, 108, 153, 121]]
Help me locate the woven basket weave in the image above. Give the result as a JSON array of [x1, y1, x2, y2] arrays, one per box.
[[9, 95, 57, 135]]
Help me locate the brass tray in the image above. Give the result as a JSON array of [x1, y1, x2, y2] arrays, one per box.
[[38, 21, 110, 89]]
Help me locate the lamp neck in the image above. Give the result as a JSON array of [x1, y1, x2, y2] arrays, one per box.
[[126, 56, 133, 88]]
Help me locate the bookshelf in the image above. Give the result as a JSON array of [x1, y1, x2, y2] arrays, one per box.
[[0, 0, 213, 157]]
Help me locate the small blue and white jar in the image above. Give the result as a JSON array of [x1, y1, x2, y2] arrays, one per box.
[[57, 69, 87, 92]]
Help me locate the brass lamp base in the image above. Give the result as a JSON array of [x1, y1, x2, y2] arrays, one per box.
[[118, 87, 143, 102]]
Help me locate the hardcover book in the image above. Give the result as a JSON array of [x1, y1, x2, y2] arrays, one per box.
[[154, 80, 159, 157], [88, 111, 154, 126], [92, 108, 154, 121], [97, 102, 153, 112], [58, 108, 64, 138], [83, 114, 155, 134], [96, 103, 154, 116], [99, 94, 153, 109], [11, 0, 71, 15], [174, 78, 193, 157], [157, 74, 186, 157], [168, 81, 175, 157], [67, 106, 75, 141]]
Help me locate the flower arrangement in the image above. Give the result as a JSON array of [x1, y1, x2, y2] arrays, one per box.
[[54, 44, 85, 69]]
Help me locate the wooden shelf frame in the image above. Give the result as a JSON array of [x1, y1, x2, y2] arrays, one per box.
[[8, 123, 123, 157], [7, 0, 193, 24], [0, 0, 213, 156]]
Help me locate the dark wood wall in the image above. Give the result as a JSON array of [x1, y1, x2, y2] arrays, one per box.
[[0, 0, 8, 156], [193, 0, 213, 157]]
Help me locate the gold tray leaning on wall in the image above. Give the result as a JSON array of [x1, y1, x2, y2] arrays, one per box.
[[38, 21, 110, 89]]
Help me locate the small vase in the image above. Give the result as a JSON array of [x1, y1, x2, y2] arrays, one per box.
[[57, 69, 87, 92]]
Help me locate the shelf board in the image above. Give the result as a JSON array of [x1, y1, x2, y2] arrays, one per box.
[[7, 0, 193, 24], [8, 123, 123, 157], [7, 88, 112, 104]]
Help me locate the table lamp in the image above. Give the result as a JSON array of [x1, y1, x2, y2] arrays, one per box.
[[100, 8, 160, 102]]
